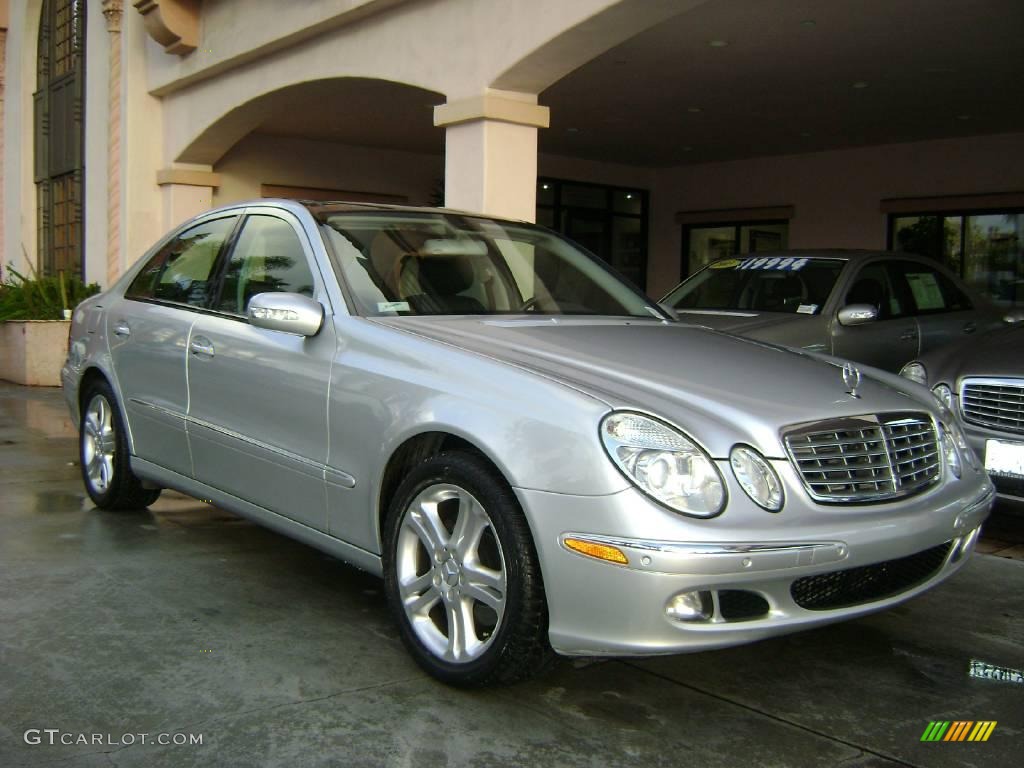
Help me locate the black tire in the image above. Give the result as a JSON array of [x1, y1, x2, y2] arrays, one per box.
[[382, 451, 553, 687], [79, 379, 162, 510]]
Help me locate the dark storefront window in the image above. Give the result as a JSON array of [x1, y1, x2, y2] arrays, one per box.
[[536, 178, 648, 290], [890, 211, 1023, 307]]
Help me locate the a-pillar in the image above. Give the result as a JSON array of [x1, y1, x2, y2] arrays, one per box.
[[156, 165, 220, 228], [434, 90, 549, 223]]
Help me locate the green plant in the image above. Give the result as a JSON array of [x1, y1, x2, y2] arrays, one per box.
[[0, 267, 101, 321]]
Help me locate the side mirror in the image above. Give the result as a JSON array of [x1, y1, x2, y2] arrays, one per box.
[[248, 293, 324, 337], [657, 302, 680, 321], [837, 304, 878, 326]]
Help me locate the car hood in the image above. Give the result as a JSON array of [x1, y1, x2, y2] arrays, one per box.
[[373, 316, 931, 458], [921, 323, 1024, 384]]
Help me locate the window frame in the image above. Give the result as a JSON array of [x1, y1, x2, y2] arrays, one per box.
[[680, 219, 790, 280], [886, 206, 1023, 308]]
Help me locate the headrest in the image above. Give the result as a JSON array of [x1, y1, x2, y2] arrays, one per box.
[[417, 256, 476, 295]]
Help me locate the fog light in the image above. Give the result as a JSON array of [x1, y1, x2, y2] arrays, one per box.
[[666, 590, 712, 622]]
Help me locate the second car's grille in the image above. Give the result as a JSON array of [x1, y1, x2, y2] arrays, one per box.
[[784, 413, 940, 503], [791, 541, 953, 611], [961, 377, 1024, 435]]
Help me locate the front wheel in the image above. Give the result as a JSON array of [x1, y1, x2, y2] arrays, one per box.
[[79, 380, 162, 510], [383, 452, 553, 686]]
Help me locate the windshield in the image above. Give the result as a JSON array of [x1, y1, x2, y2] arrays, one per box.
[[318, 212, 663, 318], [664, 256, 845, 315]]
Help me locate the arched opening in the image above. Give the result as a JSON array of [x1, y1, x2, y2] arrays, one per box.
[[179, 78, 446, 210], [33, 0, 85, 277]]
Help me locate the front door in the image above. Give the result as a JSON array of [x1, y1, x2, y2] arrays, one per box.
[[186, 212, 336, 531], [831, 260, 920, 371]]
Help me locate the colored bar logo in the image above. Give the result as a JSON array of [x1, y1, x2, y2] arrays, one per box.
[[921, 721, 997, 742]]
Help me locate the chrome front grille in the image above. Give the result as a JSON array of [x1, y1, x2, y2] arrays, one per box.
[[960, 377, 1024, 435], [784, 413, 940, 503]]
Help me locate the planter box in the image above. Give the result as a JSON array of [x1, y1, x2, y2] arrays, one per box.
[[0, 320, 71, 387]]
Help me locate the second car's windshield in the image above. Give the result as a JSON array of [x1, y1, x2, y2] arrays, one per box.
[[664, 256, 845, 315], [318, 211, 663, 319]]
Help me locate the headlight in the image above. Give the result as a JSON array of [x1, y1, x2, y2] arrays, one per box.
[[730, 445, 784, 511], [938, 423, 962, 479], [932, 383, 953, 410], [946, 419, 978, 470], [600, 412, 726, 518], [899, 362, 927, 386]]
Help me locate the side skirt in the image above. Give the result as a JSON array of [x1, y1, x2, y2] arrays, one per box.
[[131, 457, 384, 577]]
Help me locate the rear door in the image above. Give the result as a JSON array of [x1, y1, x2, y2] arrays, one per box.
[[186, 209, 336, 531], [109, 214, 239, 476]]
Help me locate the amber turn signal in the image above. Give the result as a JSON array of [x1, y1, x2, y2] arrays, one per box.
[[563, 537, 629, 565]]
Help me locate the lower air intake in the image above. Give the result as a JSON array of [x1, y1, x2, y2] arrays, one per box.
[[790, 541, 953, 611]]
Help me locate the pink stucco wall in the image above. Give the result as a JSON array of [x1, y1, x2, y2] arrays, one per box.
[[647, 131, 1024, 296]]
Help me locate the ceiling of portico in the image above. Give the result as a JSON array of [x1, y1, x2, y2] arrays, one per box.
[[250, 0, 1024, 168]]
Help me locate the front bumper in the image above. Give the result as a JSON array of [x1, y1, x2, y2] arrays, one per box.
[[516, 467, 994, 657]]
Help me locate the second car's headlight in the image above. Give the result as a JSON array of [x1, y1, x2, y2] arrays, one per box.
[[931, 383, 954, 410], [730, 445, 784, 511], [938, 423, 962, 479], [899, 362, 927, 386], [600, 412, 725, 518]]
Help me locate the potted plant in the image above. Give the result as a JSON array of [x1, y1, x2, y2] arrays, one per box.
[[0, 266, 100, 386]]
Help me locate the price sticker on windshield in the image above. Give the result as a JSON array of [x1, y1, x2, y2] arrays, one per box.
[[736, 256, 810, 271]]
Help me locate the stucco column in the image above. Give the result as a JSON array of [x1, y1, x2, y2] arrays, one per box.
[[102, 1, 124, 284], [156, 165, 220, 228], [434, 91, 549, 222]]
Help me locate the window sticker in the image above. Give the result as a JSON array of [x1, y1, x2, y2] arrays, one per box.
[[377, 301, 410, 313], [710, 258, 741, 269], [737, 256, 810, 271], [906, 272, 944, 311], [796, 304, 818, 314]]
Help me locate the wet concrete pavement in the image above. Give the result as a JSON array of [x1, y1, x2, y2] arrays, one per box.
[[1, 381, 1022, 768]]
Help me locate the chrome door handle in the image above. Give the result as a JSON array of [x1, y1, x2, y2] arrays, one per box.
[[113, 322, 131, 338], [189, 337, 215, 357], [899, 329, 917, 341], [963, 322, 977, 334]]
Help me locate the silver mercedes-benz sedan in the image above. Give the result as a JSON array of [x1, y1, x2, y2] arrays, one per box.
[[661, 250, 1005, 372], [901, 323, 1024, 507], [63, 201, 995, 686]]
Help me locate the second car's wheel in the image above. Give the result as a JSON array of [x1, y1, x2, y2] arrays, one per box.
[[383, 451, 553, 687], [80, 379, 162, 510]]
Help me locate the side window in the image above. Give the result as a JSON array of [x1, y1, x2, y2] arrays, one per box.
[[126, 217, 236, 306], [844, 262, 906, 319], [215, 216, 316, 315], [892, 260, 973, 314]]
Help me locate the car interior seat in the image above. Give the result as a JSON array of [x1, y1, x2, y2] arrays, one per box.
[[405, 255, 486, 314]]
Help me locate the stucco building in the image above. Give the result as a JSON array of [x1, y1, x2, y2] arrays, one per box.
[[2, 0, 1022, 303]]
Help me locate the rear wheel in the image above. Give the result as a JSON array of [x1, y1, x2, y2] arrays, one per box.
[[383, 452, 552, 686], [80, 380, 161, 509]]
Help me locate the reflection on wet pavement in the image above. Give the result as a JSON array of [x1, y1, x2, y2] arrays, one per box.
[[1, 381, 1022, 768]]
